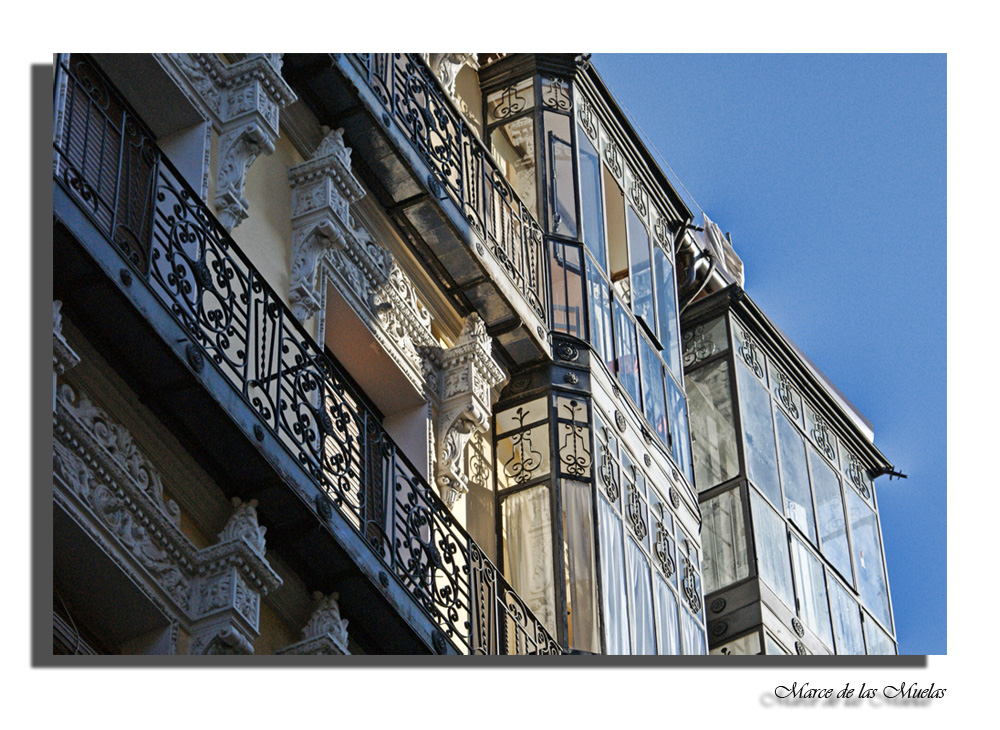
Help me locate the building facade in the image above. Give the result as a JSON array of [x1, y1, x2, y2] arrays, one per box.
[[50, 52, 897, 655]]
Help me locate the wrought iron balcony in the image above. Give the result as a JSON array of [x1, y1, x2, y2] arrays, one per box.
[[52, 54, 562, 656], [347, 53, 548, 325]]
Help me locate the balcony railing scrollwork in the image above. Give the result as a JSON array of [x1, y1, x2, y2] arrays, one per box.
[[53, 54, 561, 656], [348, 53, 548, 326]]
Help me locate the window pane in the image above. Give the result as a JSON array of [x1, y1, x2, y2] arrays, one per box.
[[639, 333, 667, 443], [549, 240, 584, 338], [626, 539, 656, 655], [666, 375, 693, 484], [495, 423, 550, 490], [736, 360, 782, 508], [563, 479, 599, 653], [847, 489, 891, 628], [655, 577, 680, 655], [683, 315, 729, 368], [578, 128, 606, 271], [775, 407, 817, 544], [750, 488, 795, 611], [613, 299, 641, 406], [543, 111, 577, 238], [627, 206, 653, 329], [587, 261, 615, 372], [686, 359, 739, 491], [490, 116, 537, 219], [654, 245, 682, 378], [810, 447, 853, 582], [501, 485, 556, 636], [702, 487, 749, 594], [864, 613, 896, 655], [680, 604, 706, 655], [829, 578, 865, 655], [764, 634, 789, 655], [603, 166, 628, 292], [790, 536, 833, 649], [598, 495, 629, 654]]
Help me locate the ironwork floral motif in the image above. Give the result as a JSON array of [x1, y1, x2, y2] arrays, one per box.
[[603, 137, 624, 180], [598, 429, 620, 503], [683, 325, 718, 367], [559, 400, 592, 478], [653, 506, 675, 579], [810, 413, 836, 463], [738, 329, 764, 380], [681, 556, 702, 614], [540, 76, 571, 111], [492, 82, 530, 119], [775, 370, 800, 420], [502, 407, 545, 485], [625, 472, 648, 541], [845, 453, 871, 499]]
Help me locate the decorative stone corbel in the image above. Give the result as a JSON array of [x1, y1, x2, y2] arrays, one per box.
[[158, 53, 296, 231], [189, 497, 282, 655], [422, 53, 479, 98], [288, 128, 364, 322], [433, 314, 506, 507], [276, 592, 351, 655]]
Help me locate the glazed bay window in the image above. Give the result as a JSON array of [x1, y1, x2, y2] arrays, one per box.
[[550, 241, 585, 338], [847, 488, 892, 630], [749, 487, 795, 611], [790, 535, 834, 649], [829, 575, 866, 654], [486, 78, 537, 220], [593, 411, 704, 654], [734, 346, 782, 509], [775, 406, 817, 544], [702, 487, 749, 594]]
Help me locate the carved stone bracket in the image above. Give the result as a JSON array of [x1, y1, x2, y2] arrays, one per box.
[[290, 129, 438, 396], [158, 53, 296, 231], [429, 314, 506, 507], [53, 301, 79, 411], [276, 592, 351, 655], [53, 378, 282, 655]]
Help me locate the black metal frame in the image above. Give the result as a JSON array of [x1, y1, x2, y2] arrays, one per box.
[[53, 54, 562, 657]]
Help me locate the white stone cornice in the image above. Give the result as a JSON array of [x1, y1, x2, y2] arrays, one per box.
[[421, 53, 479, 98], [53, 381, 283, 654], [157, 53, 297, 231]]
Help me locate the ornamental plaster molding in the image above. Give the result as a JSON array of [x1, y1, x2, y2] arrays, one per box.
[[431, 314, 506, 507], [157, 53, 296, 231], [53, 380, 282, 654], [289, 129, 438, 398], [276, 592, 350, 655]]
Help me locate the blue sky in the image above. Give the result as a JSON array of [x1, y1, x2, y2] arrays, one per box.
[[592, 54, 946, 655]]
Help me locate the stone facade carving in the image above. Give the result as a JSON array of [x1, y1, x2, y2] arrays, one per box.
[[430, 314, 506, 507], [421, 53, 479, 98], [157, 53, 297, 231], [53, 301, 80, 411], [288, 129, 439, 398], [277, 592, 351, 655], [53, 372, 282, 655]]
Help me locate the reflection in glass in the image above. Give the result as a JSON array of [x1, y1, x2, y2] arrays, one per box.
[[578, 128, 606, 272], [628, 206, 653, 329], [587, 262, 615, 373], [667, 376, 693, 484], [847, 489, 891, 629], [775, 407, 817, 544], [550, 240, 584, 338], [613, 299, 641, 406], [543, 111, 577, 238], [864, 613, 896, 655], [654, 245, 682, 378], [810, 448, 853, 582], [501, 485, 556, 636], [702, 487, 748, 594], [790, 536, 833, 649], [750, 488, 795, 611], [736, 360, 782, 508], [639, 333, 667, 443], [490, 116, 537, 219], [686, 359, 739, 492], [829, 577, 865, 655]]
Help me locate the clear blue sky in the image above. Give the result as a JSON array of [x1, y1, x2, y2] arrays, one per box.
[[592, 54, 946, 656]]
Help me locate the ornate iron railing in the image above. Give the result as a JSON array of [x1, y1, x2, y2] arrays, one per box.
[[348, 53, 548, 325], [53, 54, 562, 656]]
